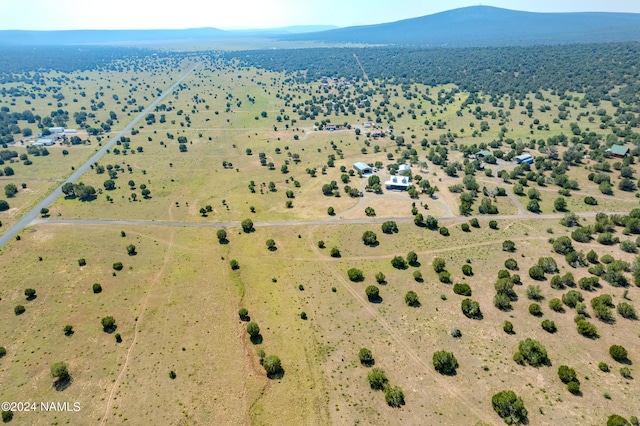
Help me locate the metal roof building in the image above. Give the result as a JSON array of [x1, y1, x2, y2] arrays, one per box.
[[353, 162, 373, 174]]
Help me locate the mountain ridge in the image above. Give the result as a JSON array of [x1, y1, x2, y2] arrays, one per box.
[[2, 6, 640, 47], [284, 6, 640, 47]]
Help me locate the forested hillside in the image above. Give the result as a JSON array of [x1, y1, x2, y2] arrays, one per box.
[[285, 6, 640, 47], [228, 42, 640, 102]]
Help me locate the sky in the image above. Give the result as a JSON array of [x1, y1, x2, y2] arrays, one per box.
[[1, 0, 640, 31]]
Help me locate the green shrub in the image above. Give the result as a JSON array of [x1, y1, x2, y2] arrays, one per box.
[[432, 257, 446, 273], [438, 271, 452, 283], [576, 319, 599, 338], [617, 302, 637, 319], [599, 362, 610, 372], [529, 303, 542, 316], [385, 386, 405, 408], [491, 390, 528, 425], [526, 285, 543, 300], [461, 298, 482, 319], [14, 305, 25, 315], [558, 365, 577, 384], [620, 367, 632, 379], [494, 293, 512, 311], [238, 308, 249, 321], [567, 381, 580, 395], [263, 355, 283, 379], [505, 258, 518, 270], [503, 321, 514, 334], [362, 230, 378, 246], [607, 415, 632, 426], [246, 322, 260, 338], [347, 268, 364, 282], [549, 298, 564, 312], [461, 264, 473, 276], [101, 316, 116, 332], [405, 291, 420, 307], [92, 283, 102, 294], [528, 265, 545, 281], [391, 255, 407, 269], [562, 290, 583, 308], [453, 283, 472, 296], [365, 285, 380, 302], [514, 338, 550, 367], [541, 320, 557, 333], [367, 368, 388, 390], [432, 350, 459, 375], [358, 348, 374, 366], [609, 345, 628, 362]]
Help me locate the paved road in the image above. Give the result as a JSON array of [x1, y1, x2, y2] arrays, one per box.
[[29, 210, 630, 230], [0, 63, 200, 250]]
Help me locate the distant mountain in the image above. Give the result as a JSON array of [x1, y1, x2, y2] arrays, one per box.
[[4, 6, 640, 47], [0, 25, 339, 46], [284, 6, 640, 47]]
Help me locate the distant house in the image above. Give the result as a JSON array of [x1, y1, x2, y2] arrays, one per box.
[[514, 153, 533, 164], [398, 164, 411, 175], [49, 127, 65, 134], [326, 125, 337, 131], [353, 162, 373, 174], [34, 138, 55, 146], [475, 150, 492, 158], [63, 129, 77, 135], [385, 175, 411, 191], [608, 144, 629, 158]]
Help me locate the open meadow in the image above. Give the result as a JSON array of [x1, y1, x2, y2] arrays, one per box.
[[1, 50, 640, 425]]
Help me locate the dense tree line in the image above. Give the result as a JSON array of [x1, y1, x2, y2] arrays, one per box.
[[227, 42, 640, 101]]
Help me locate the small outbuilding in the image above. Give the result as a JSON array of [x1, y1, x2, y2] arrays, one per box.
[[475, 150, 492, 158], [608, 144, 629, 158], [398, 164, 411, 175], [353, 162, 373, 174], [48, 127, 65, 134], [514, 153, 533, 164]]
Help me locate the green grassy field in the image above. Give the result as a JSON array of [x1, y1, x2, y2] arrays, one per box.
[[1, 57, 640, 425]]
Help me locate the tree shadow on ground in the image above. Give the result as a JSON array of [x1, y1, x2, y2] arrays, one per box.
[[53, 376, 72, 392], [267, 368, 285, 380], [103, 325, 117, 334]]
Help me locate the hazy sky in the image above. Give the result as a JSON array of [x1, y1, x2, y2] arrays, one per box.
[[1, 0, 640, 30]]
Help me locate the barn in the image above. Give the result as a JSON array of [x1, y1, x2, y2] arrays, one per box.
[[353, 162, 373, 174]]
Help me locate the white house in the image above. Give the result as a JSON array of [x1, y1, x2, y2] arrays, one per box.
[[34, 138, 55, 146], [385, 175, 411, 191]]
